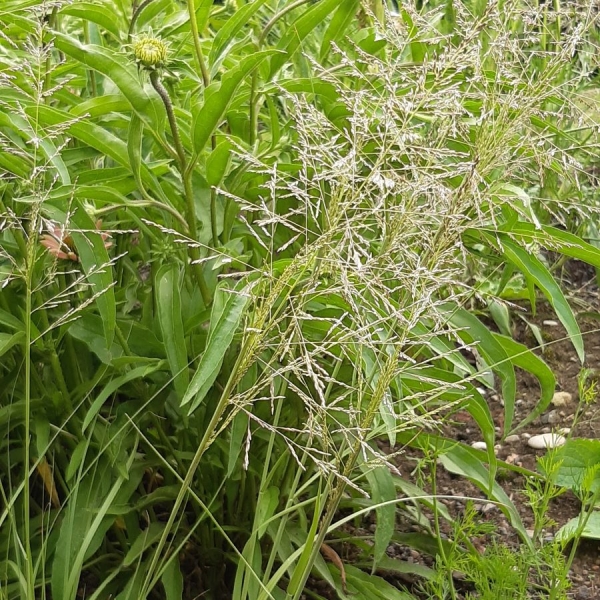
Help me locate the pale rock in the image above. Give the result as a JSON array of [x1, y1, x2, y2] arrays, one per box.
[[551, 391, 573, 407], [521, 432, 531, 439], [471, 441, 487, 450], [543, 320, 559, 327], [505, 434, 520, 443], [527, 433, 566, 449]]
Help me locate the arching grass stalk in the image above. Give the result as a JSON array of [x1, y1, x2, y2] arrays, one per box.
[[141, 249, 318, 597], [287, 348, 402, 600]]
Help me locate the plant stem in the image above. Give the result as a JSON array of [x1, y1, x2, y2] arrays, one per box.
[[186, 0, 210, 87], [128, 0, 156, 42], [150, 70, 211, 305]]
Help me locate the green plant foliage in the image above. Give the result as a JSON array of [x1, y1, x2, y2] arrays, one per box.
[[0, 0, 598, 599]]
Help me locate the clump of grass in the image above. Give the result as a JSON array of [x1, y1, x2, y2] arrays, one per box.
[[0, 1, 598, 599]]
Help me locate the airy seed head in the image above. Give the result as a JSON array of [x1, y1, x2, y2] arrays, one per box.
[[133, 35, 168, 69]]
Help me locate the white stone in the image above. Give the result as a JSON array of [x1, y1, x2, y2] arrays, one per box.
[[551, 391, 573, 407], [471, 441, 488, 450], [527, 433, 566, 449], [543, 320, 559, 327], [505, 434, 520, 443]]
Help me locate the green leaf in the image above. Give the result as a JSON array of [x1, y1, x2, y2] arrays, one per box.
[[493, 334, 555, 432], [506, 221, 600, 269], [52, 456, 143, 600], [68, 314, 122, 364], [0, 110, 70, 185], [162, 556, 184, 600], [208, 0, 269, 68], [52, 33, 165, 130], [182, 284, 250, 413], [363, 465, 396, 568], [156, 264, 189, 399], [440, 444, 531, 546], [546, 439, 600, 494], [269, 0, 341, 78], [59, 3, 124, 38], [82, 362, 164, 432], [256, 486, 280, 539], [71, 95, 132, 117], [442, 304, 516, 434], [193, 50, 276, 155], [319, 0, 360, 59], [206, 137, 233, 187], [494, 232, 584, 363], [557, 511, 600, 543], [340, 564, 415, 599], [0, 331, 25, 358], [124, 523, 166, 567], [227, 411, 249, 477], [128, 114, 145, 197]]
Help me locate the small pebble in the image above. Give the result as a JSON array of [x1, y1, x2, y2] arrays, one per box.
[[471, 441, 487, 450], [527, 433, 566, 449], [551, 391, 573, 407], [541, 409, 560, 425], [543, 320, 559, 326], [505, 434, 520, 443], [521, 432, 531, 439], [558, 427, 571, 435]]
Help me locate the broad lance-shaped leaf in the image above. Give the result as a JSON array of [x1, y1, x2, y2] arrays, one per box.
[[439, 444, 532, 547], [504, 220, 600, 268], [492, 232, 584, 363], [493, 333, 556, 433], [59, 3, 124, 38], [192, 50, 277, 155], [363, 464, 396, 568], [156, 264, 189, 399], [82, 362, 165, 433], [32, 105, 170, 204], [400, 366, 497, 489], [319, 0, 361, 60], [52, 32, 165, 131], [269, 0, 343, 78], [440, 303, 517, 434], [208, 0, 270, 68], [182, 286, 250, 414]]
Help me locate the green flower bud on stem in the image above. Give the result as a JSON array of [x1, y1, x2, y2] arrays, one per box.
[[133, 35, 168, 69]]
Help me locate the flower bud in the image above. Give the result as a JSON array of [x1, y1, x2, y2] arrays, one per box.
[[133, 35, 168, 69]]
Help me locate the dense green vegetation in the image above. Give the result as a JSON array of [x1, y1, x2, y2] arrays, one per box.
[[0, 0, 599, 598]]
